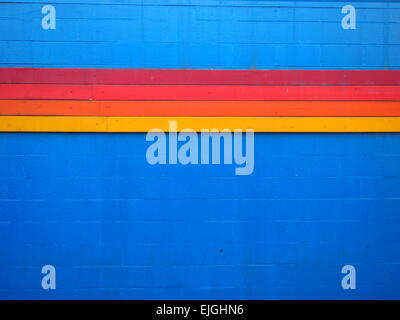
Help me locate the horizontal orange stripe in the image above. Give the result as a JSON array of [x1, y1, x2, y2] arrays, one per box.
[[0, 100, 399, 117], [0, 84, 399, 101]]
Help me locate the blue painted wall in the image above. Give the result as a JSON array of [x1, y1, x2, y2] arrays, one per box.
[[0, 0, 399, 69], [1, 133, 400, 299], [1, 1, 400, 299]]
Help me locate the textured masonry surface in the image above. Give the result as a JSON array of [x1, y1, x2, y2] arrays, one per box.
[[1, 133, 400, 299], [0, 0, 399, 69], [1, 0, 400, 299]]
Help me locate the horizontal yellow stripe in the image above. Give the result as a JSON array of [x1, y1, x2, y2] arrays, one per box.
[[0, 116, 399, 132]]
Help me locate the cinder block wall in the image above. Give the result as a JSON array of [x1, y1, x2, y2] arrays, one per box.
[[0, 1, 400, 299], [0, 0, 399, 69]]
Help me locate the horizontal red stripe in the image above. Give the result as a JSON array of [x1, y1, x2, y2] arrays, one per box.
[[1, 100, 399, 117], [0, 68, 399, 85], [1, 84, 399, 101]]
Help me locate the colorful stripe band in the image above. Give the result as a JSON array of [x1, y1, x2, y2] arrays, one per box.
[[0, 68, 398, 133], [1, 116, 399, 133], [1, 84, 399, 101], [1, 68, 399, 85], [1, 100, 400, 117]]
